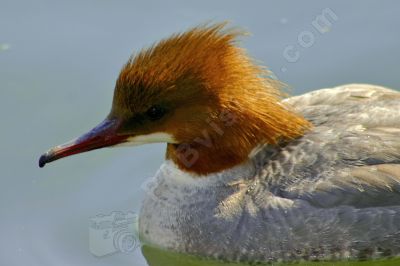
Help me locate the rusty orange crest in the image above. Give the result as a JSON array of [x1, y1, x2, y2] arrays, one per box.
[[111, 23, 311, 174]]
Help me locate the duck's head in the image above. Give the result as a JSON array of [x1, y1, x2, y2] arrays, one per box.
[[39, 23, 311, 175]]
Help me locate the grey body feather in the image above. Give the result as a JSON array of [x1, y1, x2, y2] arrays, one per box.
[[139, 84, 400, 262]]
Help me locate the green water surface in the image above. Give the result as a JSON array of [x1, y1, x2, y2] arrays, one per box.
[[142, 246, 400, 266]]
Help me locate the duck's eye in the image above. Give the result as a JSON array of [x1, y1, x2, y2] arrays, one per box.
[[146, 105, 166, 121]]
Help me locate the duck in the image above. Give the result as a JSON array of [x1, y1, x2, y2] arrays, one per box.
[[39, 23, 400, 262]]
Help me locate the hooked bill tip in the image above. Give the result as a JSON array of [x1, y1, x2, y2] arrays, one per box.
[[38, 154, 48, 168]]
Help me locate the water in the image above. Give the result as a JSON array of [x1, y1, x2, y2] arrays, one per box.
[[1, 1, 399, 265], [143, 246, 400, 266]]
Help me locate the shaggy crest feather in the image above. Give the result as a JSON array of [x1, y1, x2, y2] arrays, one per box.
[[112, 22, 311, 174]]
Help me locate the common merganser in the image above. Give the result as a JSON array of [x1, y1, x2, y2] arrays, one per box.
[[39, 23, 400, 262]]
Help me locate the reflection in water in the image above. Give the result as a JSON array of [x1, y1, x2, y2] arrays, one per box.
[[142, 245, 400, 266]]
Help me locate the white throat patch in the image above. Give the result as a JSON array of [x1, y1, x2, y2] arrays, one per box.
[[116, 132, 177, 147]]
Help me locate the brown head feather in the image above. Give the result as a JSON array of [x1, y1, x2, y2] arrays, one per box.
[[110, 23, 312, 175]]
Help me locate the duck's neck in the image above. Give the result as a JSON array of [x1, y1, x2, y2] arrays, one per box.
[[166, 142, 251, 176], [166, 101, 311, 176]]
